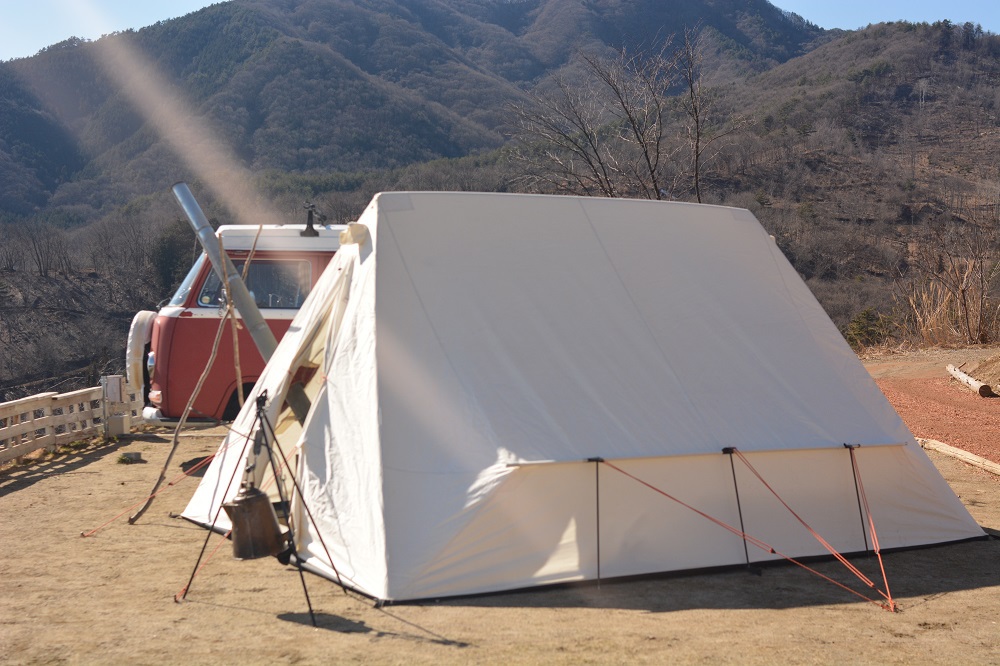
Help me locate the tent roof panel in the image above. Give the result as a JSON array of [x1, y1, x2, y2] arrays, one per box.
[[370, 193, 911, 469]]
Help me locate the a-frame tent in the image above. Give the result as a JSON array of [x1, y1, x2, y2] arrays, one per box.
[[182, 192, 984, 602]]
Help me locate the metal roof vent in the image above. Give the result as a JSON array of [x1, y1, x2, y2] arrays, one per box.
[[301, 202, 325, 237]]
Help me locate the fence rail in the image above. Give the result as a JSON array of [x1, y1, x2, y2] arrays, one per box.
[[0, 380, 143, 466]]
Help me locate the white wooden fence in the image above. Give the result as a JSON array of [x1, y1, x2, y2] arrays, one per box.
[[0, 379, 144, 466]]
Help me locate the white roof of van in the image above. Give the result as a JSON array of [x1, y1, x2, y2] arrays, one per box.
[[217, 224, 348, 252]]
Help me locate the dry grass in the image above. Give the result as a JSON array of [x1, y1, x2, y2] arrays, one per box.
[[903, 277, 1000, 347], [906, 282, 964, 346]]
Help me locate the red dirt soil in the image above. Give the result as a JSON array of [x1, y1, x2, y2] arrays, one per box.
[[866, 347, 1000, 465]]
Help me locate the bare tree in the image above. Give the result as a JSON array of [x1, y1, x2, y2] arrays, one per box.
[[0, 225, 24, 271], [677, 28, 754, 203], [510, 44, 683, 199], [86, 207, 159, 308], [511, 31, 752, 203], [22, 220, 72, 278]]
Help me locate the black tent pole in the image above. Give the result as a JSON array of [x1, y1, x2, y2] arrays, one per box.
[[587, 457, 604, 586], [723, 448, 753, 571], [256, 393, 317, 627], [845, 444, 871, 554], [260, 405, 347, 593]]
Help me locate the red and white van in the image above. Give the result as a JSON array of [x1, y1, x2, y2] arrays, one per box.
[[126, 223, 345, 421]]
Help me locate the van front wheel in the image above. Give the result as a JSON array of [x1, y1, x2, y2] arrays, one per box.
[[222, 383, 257, 421]]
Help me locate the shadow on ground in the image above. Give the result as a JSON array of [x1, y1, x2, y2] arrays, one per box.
[[180, 456, 211, 477], [0, 439, 128, 495], [418, 536, 1000, 614], [278, 610, 471, 647], [279, 612, 373, 633]]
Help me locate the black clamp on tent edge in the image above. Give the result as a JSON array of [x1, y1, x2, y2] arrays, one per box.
[[587, 457, 605, 463], [722, 447, 736, 454]]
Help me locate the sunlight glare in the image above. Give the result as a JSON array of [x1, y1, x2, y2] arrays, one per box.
[[61, 0, 285, 226]]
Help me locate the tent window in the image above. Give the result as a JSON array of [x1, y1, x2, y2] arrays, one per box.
[[197, 260, 312, 309]]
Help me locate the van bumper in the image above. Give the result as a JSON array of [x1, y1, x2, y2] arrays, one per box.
[[142, 406, 169, 422]]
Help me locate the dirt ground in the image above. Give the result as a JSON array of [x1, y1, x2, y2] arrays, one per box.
[[2, 349, 1000, 665], [866, 346, 1000, 465]]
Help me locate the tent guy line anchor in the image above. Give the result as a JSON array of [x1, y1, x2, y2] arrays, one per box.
[[844, 444, 896, 612], [728, 447, 895, 609]]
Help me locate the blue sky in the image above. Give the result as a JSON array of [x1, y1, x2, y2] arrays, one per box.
[[775, 1, 1000, 32], [1, 1, 999, 62], [0, 1, 222, 61]]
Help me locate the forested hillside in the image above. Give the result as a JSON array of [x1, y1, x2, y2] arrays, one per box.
[[724, 21, 1000, 335], [0, 0, 822, 218], [0, 1, 998, 398]]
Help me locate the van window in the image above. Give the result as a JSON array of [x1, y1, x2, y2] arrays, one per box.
[[197, 259, 312, 309], [169, 254, 208, 306]]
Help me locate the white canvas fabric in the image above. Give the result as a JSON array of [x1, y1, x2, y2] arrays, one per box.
[[183, 192, 984, 602]]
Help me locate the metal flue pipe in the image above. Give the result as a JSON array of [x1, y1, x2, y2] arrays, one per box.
[[171, 182, 310, 423], [173, 182, 278, 359]]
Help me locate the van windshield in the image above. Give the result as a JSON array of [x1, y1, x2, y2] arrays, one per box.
[[197, 259, 312, 309], [168, 254, 207, 306]]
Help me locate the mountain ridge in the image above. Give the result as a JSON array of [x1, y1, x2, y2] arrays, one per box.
[[0, 0, 824, 217], [4, 3, 1000, 395]]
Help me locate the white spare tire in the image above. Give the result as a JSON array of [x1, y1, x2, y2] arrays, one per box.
[[126, 310, 157, 393]]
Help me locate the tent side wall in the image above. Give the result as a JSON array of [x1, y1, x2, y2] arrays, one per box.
[[372, 445, 981, 600], [360, 193, 982, 601]]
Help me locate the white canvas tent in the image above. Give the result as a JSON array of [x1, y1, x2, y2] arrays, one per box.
[[182, 192, 984, 602]]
